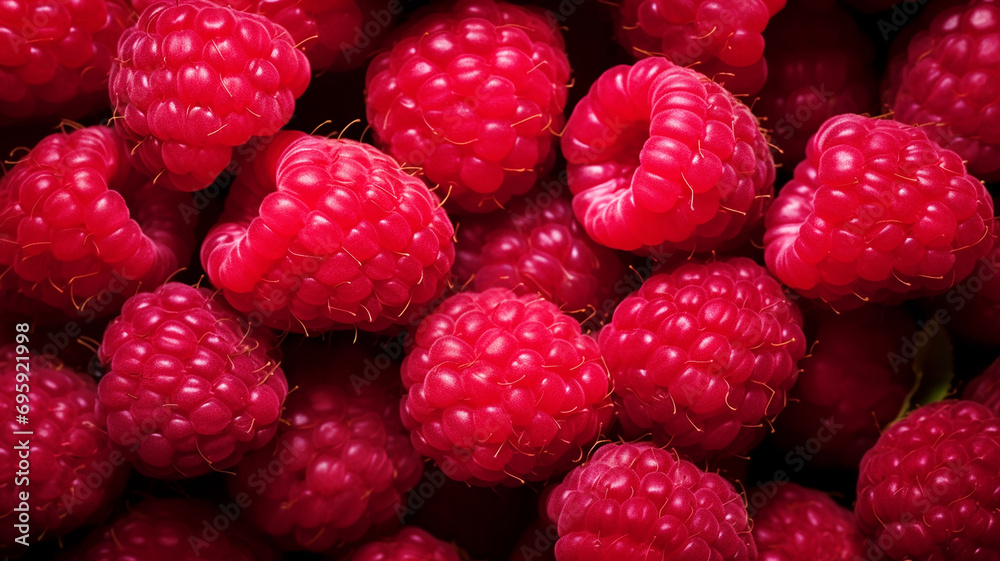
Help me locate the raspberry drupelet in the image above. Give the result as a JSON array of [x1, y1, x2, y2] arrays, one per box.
[[751, 483, 866, 561], [562, 57, 775, 255], [343, 527, 462, 561], [365, 0, 570, 213], [96, 282, 288, 478], [400, 287, 614, 486], [201, 131, 455, 334], [964, 357, 1000, 416]]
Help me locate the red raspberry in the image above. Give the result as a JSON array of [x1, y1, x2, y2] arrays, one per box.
[[0, 346, 128, 551], [855, 401, 1000, 560], [886, 0, 1000, 181], [599, 257, 805, 461], [108, 0, 311, 192], [932, 235, 1000, 346], [345, 527, 462, 561], [0, 0, 130, 124], [0, 126, 194, 320], [64, 498, 277, 561], [764, 114, 996, 310], [400, 287, 613, 486], [773, 306, 916, 468], [201, 132, 455, 334], [545, 442, 756, 561], [750, 483, 865, 561], [364, 0, 570, 213], [230, 341, 423, 551], [453, 193, 627, 320], [756, 2, 877, 168], [562, 57, 775, 254], [964, 358, 1000, 416], [96, 282, 288, 478], [613, 0, 786, 95]]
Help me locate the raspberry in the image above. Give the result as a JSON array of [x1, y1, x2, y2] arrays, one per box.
[[345, 527, 462, 561], [0, 346, 128, 550], [453, 194, 626, 320], [544, 442, 756, 561], [885, 0, 1000, 181], [64, 498, 277, 561], [613, 0, 786, 95], [108, 0, 311, 192], [562, 57, 775, 254], [96, 282, 288, 478], [932, 239, 1000, 346], [400, 287, 613, 486], [599, 257, 805, 460], [756, 2, 877, 168], [509, 518, 556, 561], [0, 126, 194, 320], [855, 401, 1000, 560], [364, 0, 570, 213], [201, 132, 455, 334], [773, 306, 916, 468], [750, 483, 866, 561], [0, 0, 130, 124], [964, 358, 1000, 416], [764, 114, 996, 310], [231, 340, 423, 552]]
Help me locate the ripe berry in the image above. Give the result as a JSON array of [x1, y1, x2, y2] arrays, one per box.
[[751, 483, 866, 561], [344, 527, 462, 561], [365, 0, 570, 213], [600, 257, 805, 460], [764, 114, 995, 310], [931, 244, 1000, 346], [964, 358, 1000, 416], [401, 287, 613, 486], [563, 57, 775, 254], [96, 282, 288, 478], [201, 132, 455, 334]]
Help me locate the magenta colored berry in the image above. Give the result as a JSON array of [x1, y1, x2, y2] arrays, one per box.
[[453, 194, 627, 320], [545, 442, 756, 561], [964, 358, 1000, 417], [935, 244, 1000, 346], [773, 306, 916, 469], [345, 527, 462, 561], [64, 498, 277, 561], [201, 132, 455, 334], [0, 346, 128, 550], [764, 114, 995, 310], [562, 57, 775, 254], [0, 0, 130, 124], [401, 287, 613, 486], [96, 282, 288, 478], [856, 401, 1000, 560], [0, 126, 194, 320], [599, 257, 805, 461], [108, 0, 311, 191], [886, 0, 1000, 181], [613, 0, 786, 95], [230, 342, 423, 551], [751, 483, 865, 561], [365, 0, 570, 213]]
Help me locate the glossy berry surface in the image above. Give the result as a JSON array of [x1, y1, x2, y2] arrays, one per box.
[[751, 483, 866, 561], [96, 282, 288, 478], [346, 526, 462, 561]]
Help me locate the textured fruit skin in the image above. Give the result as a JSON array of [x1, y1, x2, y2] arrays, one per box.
[[0, 346, 128, 550], [453, 194, 627, 319], [96, 282, 288, 478], [773, 306, 916, 469], [231, 342, 423, 551], [63, 498, 276, 561], [201, 132, 455, 334], [346, 527, 462, 561], [599, 258, 805, 461], [756, 2, 877, 168], [935, 244, 1000, 346], [0, 0, 130, 124], [613, 0, 786, 95], [562, 57, 775, 254], [964, 358, 1000, 416], [365, 0, 570, 213], [856, 401, 1000, 560], [108, 0, 311, 192], [751, 483, 865, 561], [545, 442, 756, 561], [886, 0, 1000, 182], [764, 114, 995, 310], [0, 126, 194, 320], [400, 287, 613, 486]]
